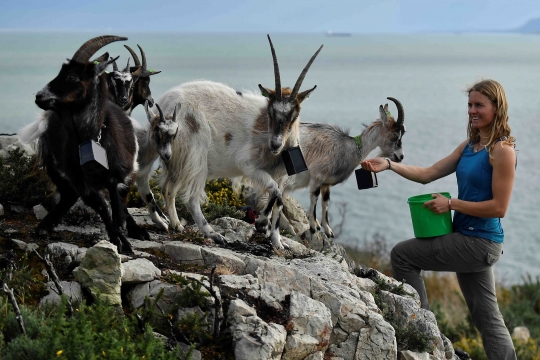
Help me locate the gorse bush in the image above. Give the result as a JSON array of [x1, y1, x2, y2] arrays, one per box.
[[0, 148, 51, 207], [0, 297, 188, 360]]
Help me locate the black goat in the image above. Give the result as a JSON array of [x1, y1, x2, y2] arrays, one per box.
[[34, 35, 150, 253], [123, 44, 161, 115]]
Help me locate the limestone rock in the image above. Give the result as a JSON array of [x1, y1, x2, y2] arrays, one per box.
[[228, 299, 287, 360], [163, 241, 204, 265], [72, 240, 123, 305], [281, 194, 310, 235], [512, 326, 530, 342], [282, 291, 333, 360], [122, 258, 161, 284], [39, 281, 83, 306], [33, 204, 48, 220]]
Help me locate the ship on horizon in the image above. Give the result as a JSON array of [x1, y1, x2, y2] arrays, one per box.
[[326, 30, 351, 37]]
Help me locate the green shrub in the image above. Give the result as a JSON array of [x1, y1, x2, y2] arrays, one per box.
[[0, 297, 187, 360], [0, 148, 51, 207]]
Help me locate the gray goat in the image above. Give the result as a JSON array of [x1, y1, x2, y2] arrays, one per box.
[[284, 98, 406, 238]]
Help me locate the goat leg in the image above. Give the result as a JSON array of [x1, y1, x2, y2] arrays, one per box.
[[117, 182, 151, 240], [268, 195, 288, 250], [320, 185, 334, 238], [135, 170, 170, 231], [81, 193, 133, 254], [187, 196, 226, 245], [35, 183, 79, 237]]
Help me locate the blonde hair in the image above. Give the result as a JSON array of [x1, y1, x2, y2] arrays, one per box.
[[466, 79, 515, 154]]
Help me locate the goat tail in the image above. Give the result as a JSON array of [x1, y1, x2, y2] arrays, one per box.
[[18, 112, 49, 145]]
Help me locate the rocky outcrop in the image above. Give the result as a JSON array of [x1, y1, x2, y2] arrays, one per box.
[[0, 134, 459, 359]]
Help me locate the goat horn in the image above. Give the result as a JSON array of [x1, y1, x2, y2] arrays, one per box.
[[124, 45, 141, 66], [137, 44, 147, 70], [290, 44, 323, 101], [111, 57, 119, 72], [123, 58, 131, 72], [156, 103, 164, 120], [72, 35, 127, 64], [387, 97, 405, 126], [266, 35, 282, 100]]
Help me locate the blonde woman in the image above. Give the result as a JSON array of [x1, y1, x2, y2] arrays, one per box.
[[361, 79, 517, 360]]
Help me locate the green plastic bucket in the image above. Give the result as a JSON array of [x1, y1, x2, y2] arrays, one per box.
[[408, 192, 452, 238]]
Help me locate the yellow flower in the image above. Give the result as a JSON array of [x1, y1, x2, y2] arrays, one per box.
[[102, 350, 106, 356], [56, 350, 63, 357]]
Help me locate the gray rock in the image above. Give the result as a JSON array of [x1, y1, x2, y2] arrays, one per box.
[[39, 281, 83, 306], [211, 217, 255, 243], [398, 351, 438, 360], [73, 241, 123, 305], [163, 242, 204, 265], [282, 291, 333, 360], [122, 258, 161, 284], [228, 299, 287, 360], [512, 326, 530, 342], [201, 247, 246, 274], [0, 203, 4, 216], [281, 194, 310, 235], [33, 204, 48, 220]]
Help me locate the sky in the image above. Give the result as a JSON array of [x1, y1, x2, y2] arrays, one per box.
[[1, 0, 540, 34]]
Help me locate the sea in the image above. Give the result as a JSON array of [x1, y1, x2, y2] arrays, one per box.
[[1, 31, 540, 285]]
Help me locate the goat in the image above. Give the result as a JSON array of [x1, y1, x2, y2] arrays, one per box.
[[106, 57, 142, 111], [32, 35, 150, 253], [155, 35, 322, 249], [284, 98, 406, 238], [131, 101, 178, 230], [123, 44, 161, 115]]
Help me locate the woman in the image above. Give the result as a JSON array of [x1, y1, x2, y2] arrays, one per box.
[[360, 79, 517, 360]]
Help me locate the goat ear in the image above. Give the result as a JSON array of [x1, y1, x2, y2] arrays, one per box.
[[171, 104, 179, 122], [379, 105, 388, 123], [144, 100, 156, 122], [258, 84, 274, 98], [296, 85, 317, 104], [95, 56, 119, 76]]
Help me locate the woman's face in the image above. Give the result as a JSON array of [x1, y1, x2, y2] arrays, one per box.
[[468, 90, 496, 133]]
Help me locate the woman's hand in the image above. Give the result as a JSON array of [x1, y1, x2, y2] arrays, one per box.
[[360, 158, 388, 173], [423, 193, 450, 214]]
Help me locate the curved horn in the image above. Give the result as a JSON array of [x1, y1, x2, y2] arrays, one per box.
[[111, 57, 119, 72], [137, 44, 147, 70], [72, 35, 127, 64], [124, 45, 141, 66], [290, 44, 323, 100], [387, 97, 404, 126], [156, 103, 164, 120], [266, 35, 281, 100]]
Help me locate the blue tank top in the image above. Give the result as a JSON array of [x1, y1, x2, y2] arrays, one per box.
[[453, 143, 504, 243]]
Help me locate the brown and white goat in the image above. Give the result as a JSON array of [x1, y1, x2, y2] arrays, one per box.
[[32, 35, 150, 253], [155, 35, 322, 248], [284, 98, 406, 238]]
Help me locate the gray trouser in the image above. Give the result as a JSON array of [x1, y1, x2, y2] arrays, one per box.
[[390, 232, 516, 360]]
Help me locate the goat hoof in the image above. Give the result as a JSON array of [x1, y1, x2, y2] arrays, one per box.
[[117, 235, 134, 255], [209, 233, 226, 245], [128, 226, 151, 241]]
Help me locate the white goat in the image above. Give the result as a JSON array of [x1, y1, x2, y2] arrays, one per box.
[[284, 98, 406, 238], [131, 102, 178, 230], [155, 35, 323, 249]]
